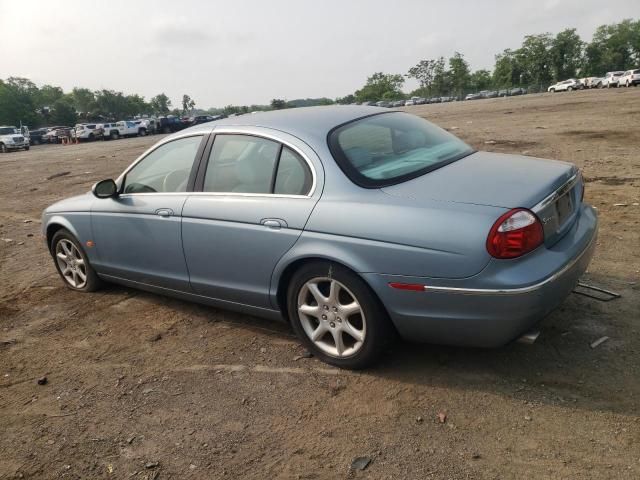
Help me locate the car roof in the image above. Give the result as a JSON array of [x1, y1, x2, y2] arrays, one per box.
[[175, 105, 393, 145]]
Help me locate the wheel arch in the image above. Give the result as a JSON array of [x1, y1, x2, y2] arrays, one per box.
[[272, 253, 391, 326], [45, 217, 80, 250]]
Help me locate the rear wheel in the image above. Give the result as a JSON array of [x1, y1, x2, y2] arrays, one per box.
[[567, 86, 573, 91], [110, 131, 119, 140], [138, 128, 147, 137], [50, 229, 102, 292], [287, 262, 393, 369]]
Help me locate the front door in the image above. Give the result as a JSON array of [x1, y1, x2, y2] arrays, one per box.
[[91, 134, 206, 291], [181, 129, 322, 309]]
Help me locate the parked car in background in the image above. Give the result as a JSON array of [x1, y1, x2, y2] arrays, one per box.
[[548, 79, 580, 92], [465, 93, 482, 100], [404, 99, 415, 106], [602, 71, 624, 88], [158, 116, 188, 134], [133, 118, 158, 134], [619, 69, 640, 87], [42, 106, 597, 369], [375, 101, 390, 108], [429, 97, 442, 103], [29, 128, 49, 145], [0, 126, 29, 152], [590, 77, 605, 88], [100, 123, 119, 140], [74, 124, 101, 141], [481, 91, 498, 98], [508, 87, 526, 96], [43, 126, 73, 143], [498, 89, 509, 97]]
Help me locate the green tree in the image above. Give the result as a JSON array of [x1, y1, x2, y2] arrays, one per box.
[[407, 59, 436, 95], [355, 72, 405, 101], [182, 94, 196, 115], [270, 99, 287, 109], [431, 57, 449, 96], [469, 69, 493, 91], [0, 77, 38, 126], [150, 93, 171, 115], [335, 94, 355, 104], [35, 85, 64, 109], [448, 52, 471, 96], [583, 19, 640, 74], [50, 96, 78, 125], [71, 87, 95, 115], [551, 28, 583, 80], [516, 33, 554, 86]]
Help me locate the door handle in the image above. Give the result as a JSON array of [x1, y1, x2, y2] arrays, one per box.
[[155, 208, 174, 217], [262, 219, 283, 229]]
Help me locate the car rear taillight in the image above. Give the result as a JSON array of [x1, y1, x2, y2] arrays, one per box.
[[486, 208, 544, 259]]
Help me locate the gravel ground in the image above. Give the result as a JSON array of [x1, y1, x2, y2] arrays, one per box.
[[1, 88, 639, 479]]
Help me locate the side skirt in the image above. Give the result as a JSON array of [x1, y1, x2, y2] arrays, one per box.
[[98, 273, 285, 322]]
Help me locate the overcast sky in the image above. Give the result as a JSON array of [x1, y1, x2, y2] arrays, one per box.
[[1, 0, 638, 108]]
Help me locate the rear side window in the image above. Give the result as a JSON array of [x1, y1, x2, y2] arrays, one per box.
[[203, 134, 313, 195], [274, 147, 313, 195], [204, 135, 279, 194], [328, 112, 474, 188]]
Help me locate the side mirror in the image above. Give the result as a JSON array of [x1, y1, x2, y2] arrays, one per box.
[[92, 179, 118, 198]]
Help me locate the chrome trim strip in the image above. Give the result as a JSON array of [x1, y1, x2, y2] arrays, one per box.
[[422, 232, 595, 296], [531, 171, 580, 213], [116, 127, 318, 199]]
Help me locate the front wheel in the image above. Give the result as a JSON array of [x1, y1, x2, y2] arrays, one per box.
[[110, 131, 119, 140], [24, 146, 30, 151], [567, 86, 573, 91], [0, 143, 6, 153], [287, 262, 393, 369], [50, 229, 102, 292]]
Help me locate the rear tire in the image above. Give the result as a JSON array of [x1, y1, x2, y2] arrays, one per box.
[[138, 128, 147, 137], [110, 131, 119, 140], [50, 229, 102, 292], [287, 261, 394, 369]]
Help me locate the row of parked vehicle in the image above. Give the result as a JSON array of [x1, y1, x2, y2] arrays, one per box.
[[3, 114, 226, 152], [548, 69, 640, 92]]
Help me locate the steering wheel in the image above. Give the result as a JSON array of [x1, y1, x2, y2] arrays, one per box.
[[162, 170, 188, 192]]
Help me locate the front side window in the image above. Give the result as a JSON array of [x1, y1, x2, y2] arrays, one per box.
[[123, 135, 202, 193], [328, 112, 474, 188]]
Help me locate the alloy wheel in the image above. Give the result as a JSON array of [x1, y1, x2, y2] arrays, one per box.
[[55, 239, 87, 288], [297, 277, 366, 358]]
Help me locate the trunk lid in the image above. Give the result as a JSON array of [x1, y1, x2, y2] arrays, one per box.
[[382, 151, 581, 246]]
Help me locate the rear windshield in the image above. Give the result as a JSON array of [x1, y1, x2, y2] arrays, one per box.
[[327, 112, 474, 188]]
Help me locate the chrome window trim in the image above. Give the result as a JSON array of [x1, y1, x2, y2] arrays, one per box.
[[417, 231, 595, 296], [205, 127, 317, 198], [531, 171, 580, 213], [116, 127, 318, 199]]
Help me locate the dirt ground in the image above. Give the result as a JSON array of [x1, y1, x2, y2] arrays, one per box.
[[1, 89, 639, 480]]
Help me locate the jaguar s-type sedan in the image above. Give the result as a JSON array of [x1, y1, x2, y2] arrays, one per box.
[[43, 106, 598, 369]]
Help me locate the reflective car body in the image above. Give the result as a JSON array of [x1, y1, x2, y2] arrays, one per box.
[[43, 106, 597, 349]]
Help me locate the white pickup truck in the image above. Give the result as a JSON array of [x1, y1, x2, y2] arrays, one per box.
[[102, 120, 148, 140], [0, 126, 30, 153]]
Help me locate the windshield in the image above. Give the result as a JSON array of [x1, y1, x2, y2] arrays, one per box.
[[0, 127, 18, 135], [328, 112, 474, 188]]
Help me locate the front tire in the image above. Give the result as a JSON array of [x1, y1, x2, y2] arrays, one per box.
[[0, 143, 6, 153], [287, 261, 393, 369], [110, 131, 119, 140], [50, 229, 102, 292]]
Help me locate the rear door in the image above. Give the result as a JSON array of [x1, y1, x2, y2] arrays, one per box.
[[181, 127, 323, 308]]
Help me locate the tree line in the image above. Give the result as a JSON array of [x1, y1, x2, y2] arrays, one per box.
[[1, 18, 638, 126], [339, 18, 640, 102], [0, 77, 197, 127]]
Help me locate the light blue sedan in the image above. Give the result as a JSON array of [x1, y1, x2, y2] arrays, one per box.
[[43, 106, 598, 369]]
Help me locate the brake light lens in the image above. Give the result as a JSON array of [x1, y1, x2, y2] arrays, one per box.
[[486, 208, 544, 259]]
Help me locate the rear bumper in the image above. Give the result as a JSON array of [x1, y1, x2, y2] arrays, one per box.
[[364, 204, 598, 347]]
